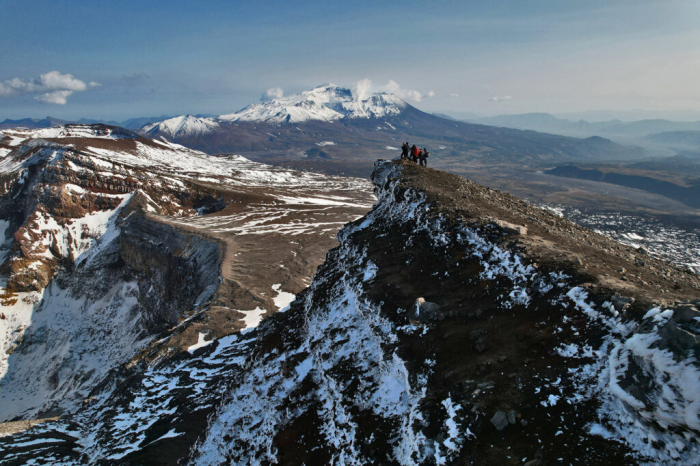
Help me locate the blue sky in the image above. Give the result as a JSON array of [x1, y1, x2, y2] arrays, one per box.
[[1, 0, 699, 120]]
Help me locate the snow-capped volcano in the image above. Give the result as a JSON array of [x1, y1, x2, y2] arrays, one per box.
[[219, 84, 407, 124], [141, 85, 408, 132], [141, 114, 219, 138]]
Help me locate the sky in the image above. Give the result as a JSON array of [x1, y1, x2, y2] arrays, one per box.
[[1, 0, 699, 121]]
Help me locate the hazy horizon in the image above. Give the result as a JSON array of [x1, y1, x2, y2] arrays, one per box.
[[2, 0, 699, 121]]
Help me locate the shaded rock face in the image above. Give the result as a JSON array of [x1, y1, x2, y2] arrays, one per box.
[[117, 213, 220, 334], [0, 206, 222, 422], [1, 160, 699, 465]]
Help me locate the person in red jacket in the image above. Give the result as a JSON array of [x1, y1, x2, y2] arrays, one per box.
[[410, 144, 419, 162]]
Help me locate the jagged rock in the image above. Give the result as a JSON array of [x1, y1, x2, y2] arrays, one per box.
[[673, 305, 700, 324], [491, 411, 509, 431], [610, 293, 634, 311], [656, 321, 700, 358], [507, 410, 517, 425]]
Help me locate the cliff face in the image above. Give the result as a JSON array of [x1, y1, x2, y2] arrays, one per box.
[[0, 210, 221, 422], [2, 159, 698, 465]]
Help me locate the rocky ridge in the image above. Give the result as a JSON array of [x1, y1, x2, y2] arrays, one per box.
[[1, 159, 698, 465]]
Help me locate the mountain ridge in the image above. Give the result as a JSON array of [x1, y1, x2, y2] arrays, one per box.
[[1, 156, 698, 464]]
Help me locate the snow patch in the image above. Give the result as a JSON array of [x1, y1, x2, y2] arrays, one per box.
[[188, 332, 213, 353], [271, 284, 295, 312]]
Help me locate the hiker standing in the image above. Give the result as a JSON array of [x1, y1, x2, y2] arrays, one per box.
[[420, 148, 429, 167], [401, 142, 409, 159], [410, 144, 419, 163]]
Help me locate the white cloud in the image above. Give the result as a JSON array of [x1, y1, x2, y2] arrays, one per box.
[[489, 95, 512, 103], [0, 71, 98, 105], [450, 93, 460, 97], [260, 87, 284, 101], [35, 90, 73, 105], [353, 79, 435, 103]]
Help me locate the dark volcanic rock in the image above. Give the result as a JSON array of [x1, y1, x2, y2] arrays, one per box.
[[490, 411, 509, 431]]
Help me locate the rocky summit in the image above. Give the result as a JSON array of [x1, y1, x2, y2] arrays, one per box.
[[0, 147, 699, 465]]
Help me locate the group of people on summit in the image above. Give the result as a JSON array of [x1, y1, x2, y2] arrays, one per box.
[[400, 142, 430, 167]]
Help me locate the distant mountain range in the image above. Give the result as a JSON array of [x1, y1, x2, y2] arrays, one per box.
[[0, 115, 209, 131], [645, 130, 700, 148], [135, 85, 646, 174], [466, 113, 700, 140]]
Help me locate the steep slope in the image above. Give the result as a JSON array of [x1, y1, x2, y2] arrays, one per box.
[[138, 85, 646, 174], [0, 124, 373, 425], [2, 160, 698, 465]]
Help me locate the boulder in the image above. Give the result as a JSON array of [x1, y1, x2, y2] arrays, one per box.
[[610, 293, 634, 311], [490, 411, 509, 431], [488, 218, 528, 236], [409, 297, 442, 323], [673, 305, 700, 325]]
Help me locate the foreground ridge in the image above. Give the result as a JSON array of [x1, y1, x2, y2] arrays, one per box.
[[2, 159, 699, 465]]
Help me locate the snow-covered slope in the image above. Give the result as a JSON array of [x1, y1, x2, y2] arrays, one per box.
[[2, 159, 698, 465], [219, 84, 407, 124]]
